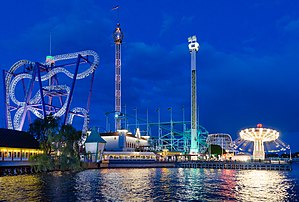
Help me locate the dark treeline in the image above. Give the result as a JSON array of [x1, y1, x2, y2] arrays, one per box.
[[28, 114, 82, 172]]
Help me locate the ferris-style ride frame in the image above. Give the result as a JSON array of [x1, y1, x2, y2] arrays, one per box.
[[3, 50, 99, 133]]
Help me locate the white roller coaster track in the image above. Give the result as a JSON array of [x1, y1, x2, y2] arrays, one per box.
[[5, 50, 99, 131]]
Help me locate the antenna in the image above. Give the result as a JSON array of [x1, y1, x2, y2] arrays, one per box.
[[46, 32, 55, 66], [49, 32, 52, 56], [112, 5, 120, 24]]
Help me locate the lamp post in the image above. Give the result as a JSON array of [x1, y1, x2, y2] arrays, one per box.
[[157, 108, 161, 150], [168, 107, 173, 150], [105, 112, 109, 132], [133, 107, 138, 133], [289, 145, 292, 161]]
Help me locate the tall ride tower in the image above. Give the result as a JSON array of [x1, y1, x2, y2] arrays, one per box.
[[113, 23, 124, 131], [188, 36, 200, 154]]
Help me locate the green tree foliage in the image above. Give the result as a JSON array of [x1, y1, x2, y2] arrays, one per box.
[[28, 114, 60, 155], [30, 153, 54, 172], [29, 115, 82, 171], [206, 144, 226, 156], [57, 124, 82, 171]]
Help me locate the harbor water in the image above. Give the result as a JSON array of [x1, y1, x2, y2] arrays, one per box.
[[1, 163, 298, 201]]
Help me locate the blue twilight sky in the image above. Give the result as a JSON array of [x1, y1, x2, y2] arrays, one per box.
[[1, 0, 299, 150]]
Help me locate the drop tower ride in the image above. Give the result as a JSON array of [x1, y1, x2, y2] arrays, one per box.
[[188, 36, 200, 154], [113, 23, 124, 131]]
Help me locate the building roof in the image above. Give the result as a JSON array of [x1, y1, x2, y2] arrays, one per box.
[[0, 128, 40, 149], [103, 151, 156, 156], [85, 128, 106, 143], [100, 132, 118, 136], [100, 132, 147, 140]]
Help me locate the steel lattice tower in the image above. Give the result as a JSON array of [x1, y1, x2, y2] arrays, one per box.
[[188, 36, 200, 154], [113, 23, 124, 131]]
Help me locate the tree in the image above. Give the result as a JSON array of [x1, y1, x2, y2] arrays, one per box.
[[29, 115, 83, 171], [57, 124, 82, 170], [206, 144, 227, 156], [28, 114, 60, 155]]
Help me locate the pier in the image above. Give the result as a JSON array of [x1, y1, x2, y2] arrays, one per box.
[[98, 159, 176, 168], [176, 160, 292, 171], [0, 161, 36, 176]]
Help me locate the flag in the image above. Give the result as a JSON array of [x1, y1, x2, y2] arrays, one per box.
[[112, 5, 119, 10]]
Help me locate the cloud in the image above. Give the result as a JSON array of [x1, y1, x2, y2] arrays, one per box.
[[0, 0, 114, 61], [180, 16, 194, 25], [121, 42, 189, 110], [284, 18, 299, 33], [159, 13, 174, 37]]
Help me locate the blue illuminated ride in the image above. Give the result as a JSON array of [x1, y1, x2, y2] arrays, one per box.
[[3, 50, 99, 138]]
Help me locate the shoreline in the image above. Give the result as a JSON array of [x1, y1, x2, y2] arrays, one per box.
[[1, 160, 294, 176]]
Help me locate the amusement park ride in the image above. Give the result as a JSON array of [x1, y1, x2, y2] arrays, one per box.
[[188, 35, 200, 155], [234, 124, 290, 160], [113, 23, 124, 131], [3, 50, 99, 139]]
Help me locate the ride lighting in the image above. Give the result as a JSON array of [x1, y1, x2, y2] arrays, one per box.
[[240, 124, 279, 160]]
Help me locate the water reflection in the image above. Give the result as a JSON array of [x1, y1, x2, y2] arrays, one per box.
[[0, 167, 298, 201], [0, 175, 43, 201], [235, 170, 293, 202]]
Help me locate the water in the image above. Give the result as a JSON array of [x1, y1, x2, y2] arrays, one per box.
[[1, 163, 298, 201]]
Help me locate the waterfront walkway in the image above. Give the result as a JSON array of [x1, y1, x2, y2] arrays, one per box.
[[0, 161, 35, 176], [1, 160, 293, 176], [177, 160, 292, 171], [98, 159, 292, 171], [99, 159, 176, 168]]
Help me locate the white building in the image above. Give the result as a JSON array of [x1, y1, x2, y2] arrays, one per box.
[[100, 128, 149, 152]]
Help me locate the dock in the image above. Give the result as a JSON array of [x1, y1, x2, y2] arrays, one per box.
[[1, 160, 293, 176], [0, 161, 35, 176], [176, 160, 292, 171], [99, 160, 176, 168]]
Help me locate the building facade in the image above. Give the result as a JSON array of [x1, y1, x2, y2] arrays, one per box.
[[100, 131, 149, 152], [0, 128, 42, 162]]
